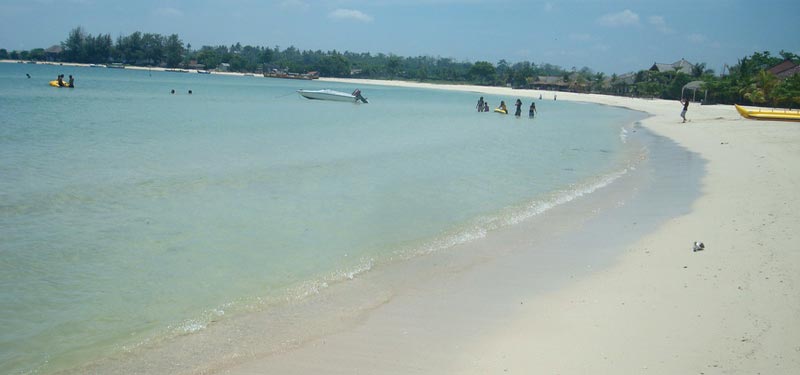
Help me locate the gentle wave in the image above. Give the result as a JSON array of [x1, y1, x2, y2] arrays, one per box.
[[1, 63, 650, 375], [399, 165, 635, 261], [142, 257, 376, 342], [148, 144, 646, 347]]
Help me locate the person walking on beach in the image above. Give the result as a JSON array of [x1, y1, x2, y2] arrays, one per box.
[[514, 99, 523, 117], [680, 97, 689, 123], [477, 96, 485, 112], [529, 102, 537, 118]]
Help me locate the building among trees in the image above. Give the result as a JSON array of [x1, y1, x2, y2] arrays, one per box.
[[533, 76, 569, 91], [768, 60, 800, 79], [44, 45, 63, 61], [650, 58, 694, 74]]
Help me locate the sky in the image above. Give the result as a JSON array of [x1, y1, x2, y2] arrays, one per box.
[[1, 0, 798, 74]]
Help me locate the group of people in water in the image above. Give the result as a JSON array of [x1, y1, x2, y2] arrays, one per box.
[[55, 74, 74, 87], [476, 96, 537, 118]]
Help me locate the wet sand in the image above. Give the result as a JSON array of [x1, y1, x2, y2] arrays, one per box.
[[218, 80, 800, 374]]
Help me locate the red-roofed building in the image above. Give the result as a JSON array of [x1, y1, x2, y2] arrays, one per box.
[[767, 60, 800, 79]]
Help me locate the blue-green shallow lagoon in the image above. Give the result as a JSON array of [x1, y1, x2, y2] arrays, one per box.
[[0, 63, 642, 373]]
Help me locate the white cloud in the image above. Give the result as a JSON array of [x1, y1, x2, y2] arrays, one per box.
[[648, 15, 673, 34], [597, 9, 639, 27], [688, 33, 707, 43], [153, 7, 183, 17], [329, 9, 373, 23]]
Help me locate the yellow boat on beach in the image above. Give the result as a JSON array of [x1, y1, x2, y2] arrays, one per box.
[[735, 104, 800, 122]]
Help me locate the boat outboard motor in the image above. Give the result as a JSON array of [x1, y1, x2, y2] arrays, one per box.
[[352, 89, 368, 103]]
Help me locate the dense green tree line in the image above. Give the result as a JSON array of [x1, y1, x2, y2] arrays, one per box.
[[703, 51, 800, 107], [60, 27, 185, 67], [1, 27, 797, 107]]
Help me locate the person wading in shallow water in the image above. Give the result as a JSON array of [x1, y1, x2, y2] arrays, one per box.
[[498, 100, 508, 114]]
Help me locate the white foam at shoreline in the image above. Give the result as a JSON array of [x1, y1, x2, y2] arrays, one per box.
[[24, 71, 657, 374], [147, 162, 637, 353], [505, 168, 629, 226], [162, 123, 648, 347], [109, 78, 800, 375]]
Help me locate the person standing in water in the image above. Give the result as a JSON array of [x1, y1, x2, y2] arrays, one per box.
[[680, 97, 689, 123], [476, 96, 485, 112], [498, 100, 508, 114], [514, 99, 522, 117], [529, 102, 537, 118], [68, 75, 74, 88]]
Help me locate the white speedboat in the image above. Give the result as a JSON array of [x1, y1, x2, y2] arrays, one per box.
[[297, 89, 368, 103]]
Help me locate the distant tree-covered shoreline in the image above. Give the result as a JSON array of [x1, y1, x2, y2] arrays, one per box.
[[1, 27, 798, 107]]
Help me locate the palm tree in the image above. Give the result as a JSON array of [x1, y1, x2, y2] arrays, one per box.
[[741, 70, 778, 105], [593, 72, 606, 92], [692, 63, 707, 78], [772, 73, 800, 108]]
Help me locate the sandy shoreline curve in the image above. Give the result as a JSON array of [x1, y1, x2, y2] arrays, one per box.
[[12, 61, 796, 373], [216, 78, 800, 374]]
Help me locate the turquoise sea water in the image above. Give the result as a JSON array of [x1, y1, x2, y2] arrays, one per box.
[[0, 63, 643, 374]]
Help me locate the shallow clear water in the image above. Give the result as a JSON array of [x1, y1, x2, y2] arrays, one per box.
[[0, 63, 642, 373]]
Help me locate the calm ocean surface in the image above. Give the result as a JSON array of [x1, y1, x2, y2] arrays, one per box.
[[0, 63, 643, 373]]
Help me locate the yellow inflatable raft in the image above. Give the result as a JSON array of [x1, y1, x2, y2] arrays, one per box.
[[49, 80, 74, 88], [735, 104, 800, 122]]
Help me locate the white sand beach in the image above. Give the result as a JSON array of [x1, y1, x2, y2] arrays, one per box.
[[219, 79, 800, 374]]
